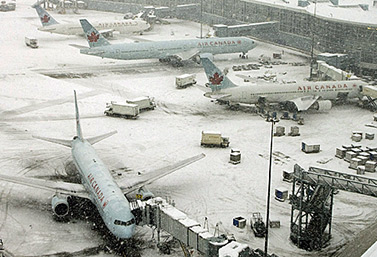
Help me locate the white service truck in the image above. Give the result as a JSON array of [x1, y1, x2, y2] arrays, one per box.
[[175, 74, 196, 88], [201, 131, 230, 148], [104, 102, 139, 119], [126, 96, 156, 111], [25, 37, 38, 48]]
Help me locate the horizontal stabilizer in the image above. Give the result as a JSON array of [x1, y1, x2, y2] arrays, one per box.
[[120, 153, 205, 194], [87, 130, 117, 145], [33, 135, 72, 148], [69, 44, 89, 49]]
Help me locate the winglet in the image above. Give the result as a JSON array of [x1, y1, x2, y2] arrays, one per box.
[[200, 57, 237, 92], [79, 19, 110, 48], [74, 90, 83, 140]]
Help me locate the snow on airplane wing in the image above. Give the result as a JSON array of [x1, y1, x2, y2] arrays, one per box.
[[119, 153, 205, 194], [0, 173, 89, 198], [172, 48, 200, 61], [288, 95, 320, 111], [203, 92, 232, 99]]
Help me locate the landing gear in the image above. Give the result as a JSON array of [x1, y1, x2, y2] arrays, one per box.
[[239, 52, 248, 59]]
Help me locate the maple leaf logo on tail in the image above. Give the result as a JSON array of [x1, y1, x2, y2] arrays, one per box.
[[209, 72, 223, 85], [87, 32, 99, 43], [41, 15, 50, 24]]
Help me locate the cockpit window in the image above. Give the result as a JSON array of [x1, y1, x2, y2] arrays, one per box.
[[114, 218, 135, 226]]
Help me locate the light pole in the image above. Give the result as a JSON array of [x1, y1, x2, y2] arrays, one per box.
[[264, 117, 278, 257], [309, 0, 317, 80], [200, 0, 203, 38]]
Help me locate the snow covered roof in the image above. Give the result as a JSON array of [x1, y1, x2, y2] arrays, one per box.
[[243, 0, 377, 26]]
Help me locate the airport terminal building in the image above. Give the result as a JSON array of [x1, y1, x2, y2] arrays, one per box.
[[90, 0, 377, 76]]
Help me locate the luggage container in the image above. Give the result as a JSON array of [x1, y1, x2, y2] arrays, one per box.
[[274, 126, 285, 137], [365, 132, 375, 140], [301, 142, 320, 153], [288, 126, 300, 136], [365, 161, 376, 172], [275, 187, 288, 202], [369, 151, 377, 160], [233, 216, 246, 228], [335, 147, 347, 159], [282, 170, 293, 182], [345, 151, 357, 162], [359, 156, 369, 165], [351, 134, 362, 142], [357, 165, 365, 175], [349, 158, 362, 170]]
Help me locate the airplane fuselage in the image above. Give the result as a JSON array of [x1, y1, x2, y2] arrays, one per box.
[[80, 37, 256, 61], [71, 138, 135, 239], [38, 19, 149, 35], [206, 80, 365, 105]]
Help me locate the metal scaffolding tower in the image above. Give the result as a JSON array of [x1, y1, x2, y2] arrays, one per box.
[[290, 164, 377, 251]]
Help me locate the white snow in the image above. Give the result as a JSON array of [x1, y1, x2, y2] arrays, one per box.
[[0, 1, 377, 257]]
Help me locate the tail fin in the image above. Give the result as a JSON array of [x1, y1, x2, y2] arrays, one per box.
[[33, 5, 59, 27], [79, 19, 110, 48], [201, 57, 237, 92], [74, 90, 83, 140]]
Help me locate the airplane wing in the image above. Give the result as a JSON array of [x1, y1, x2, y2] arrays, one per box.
[[203, 92, 232, 99], [69, 44, 89, 49], [0, 173, 89, 198], [288, 95, 320, 111], [119, 153, 205, 194], [172, 48, 200, 61], [87, 130, 117, 145]]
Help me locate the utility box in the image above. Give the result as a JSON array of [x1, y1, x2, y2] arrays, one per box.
[[126, 96, 155, 112], [104, 102, 139, 119], [233, 216, 246, 228], [302, 142, 320, 153], [25, 36, 38, 48], [275, 187, 288, 202], [175, 74, 196, 88], [201, 131, 229, 148]]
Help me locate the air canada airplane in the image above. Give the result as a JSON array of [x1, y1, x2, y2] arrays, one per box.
[[32, 5, 150, 36], [78, 19, 256, 65], [0, 91, 204, 239], [201, 57, 368, 111]]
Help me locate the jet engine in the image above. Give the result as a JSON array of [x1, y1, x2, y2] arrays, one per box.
[[313, 100, 332, 111], [51, 194, 70, 218], [136, 186, 154, 200]]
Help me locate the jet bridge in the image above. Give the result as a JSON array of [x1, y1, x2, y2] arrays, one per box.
[[130, 197, 279, 257], [290, 164, 377, 251]]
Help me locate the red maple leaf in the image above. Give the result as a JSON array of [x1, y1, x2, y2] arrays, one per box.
[[87, 32, 99, 43], [209, 72, 223, 85], [41, 14, 50, 23]]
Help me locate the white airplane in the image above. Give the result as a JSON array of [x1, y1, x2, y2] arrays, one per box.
[[201, 57, 368, 111], [32, 5, 150, 36], [78, 19, 256, 65], [0, 91, 204, 239]]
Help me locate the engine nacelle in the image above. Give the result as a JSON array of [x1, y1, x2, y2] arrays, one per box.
[[313, 100, 332, 111], [135, 187, 154, 200], [51, 194, 70, 218]]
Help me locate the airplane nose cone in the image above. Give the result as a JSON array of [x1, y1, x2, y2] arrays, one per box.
[[116, 224, 136, 239]]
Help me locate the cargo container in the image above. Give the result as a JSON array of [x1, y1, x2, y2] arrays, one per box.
[[365, 161, 376, 172], [345, 151, 357, 162], [175, 74, 196, 88], [349, 158, 362, 169], [104, 102, 139, 119], [25, 37, 38, 48], [301, 142, 320, 153], [335, 147, 346, 159], [126, 96, 155, 111], [201, 131, 229, 148]]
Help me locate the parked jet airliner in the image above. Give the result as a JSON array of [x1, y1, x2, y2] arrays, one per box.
[[0, 91, 204, 239], [78, 19, 256, 65], [32, 5, 150, 36], [201, 57, 368, 111]]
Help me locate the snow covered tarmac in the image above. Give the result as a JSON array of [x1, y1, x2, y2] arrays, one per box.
[[1, 1, 377, 256]]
